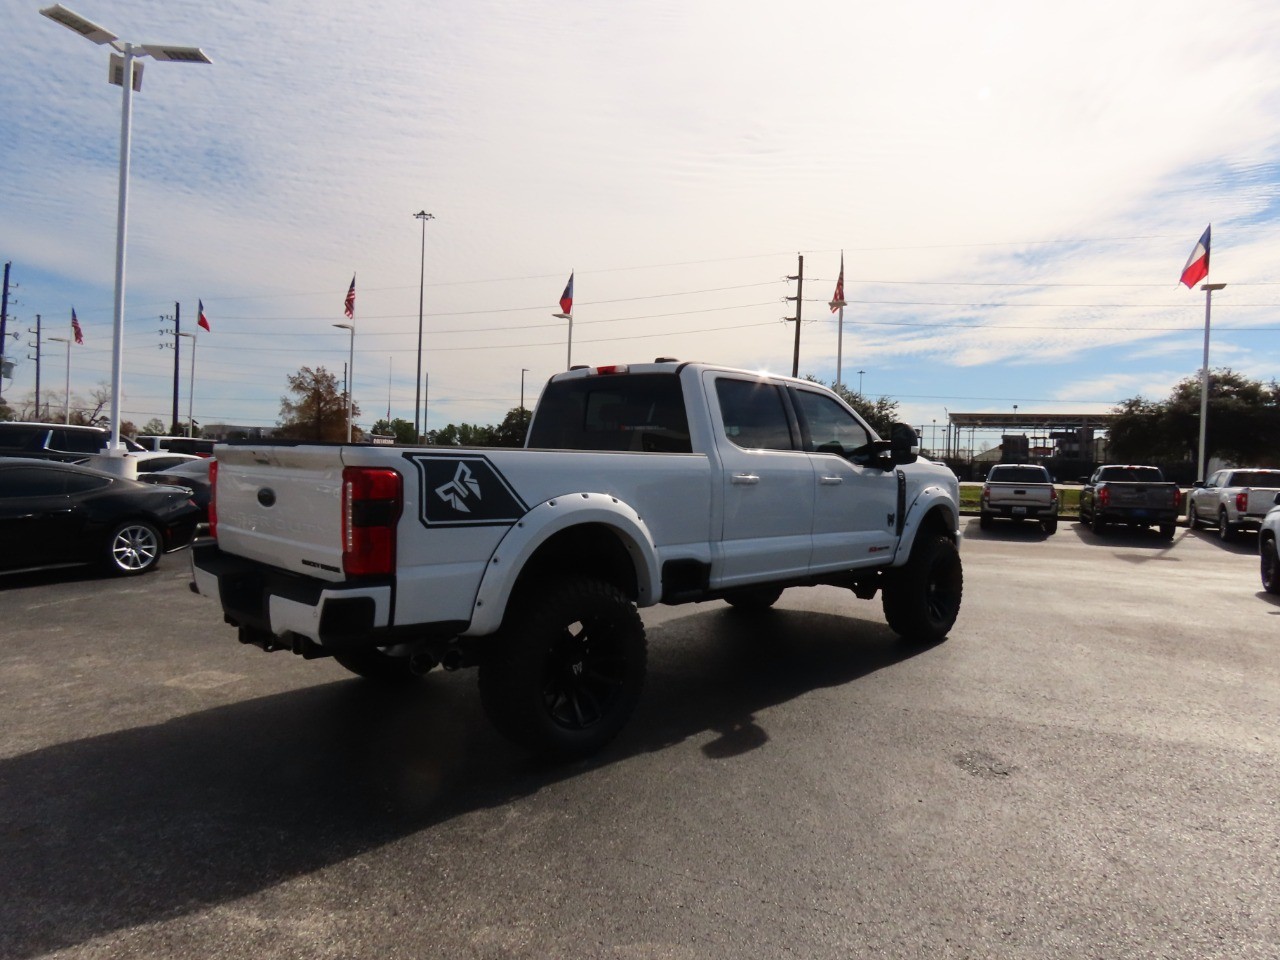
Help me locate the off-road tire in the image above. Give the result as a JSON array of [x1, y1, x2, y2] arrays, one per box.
[[106, 519, 162, 576], [332, 648, 428, 682], [723, 585, 784, 610], [1261, 539, 1280, 595], [478, 577, 646, 760], [881, 534, 963, 644]]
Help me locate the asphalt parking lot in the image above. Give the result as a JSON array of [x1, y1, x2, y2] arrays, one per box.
[[1, 522, 1277, 959]]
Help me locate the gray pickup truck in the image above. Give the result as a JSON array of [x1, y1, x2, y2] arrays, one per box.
[[979, 463, 1058, 534], [1078, 464, 1181, 539]]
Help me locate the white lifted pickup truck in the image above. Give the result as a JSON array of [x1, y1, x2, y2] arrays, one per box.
[[192, 361, 963, 757]]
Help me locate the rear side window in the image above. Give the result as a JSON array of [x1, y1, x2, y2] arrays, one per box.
[[0, 425, 48, 450], [527, 373, 691, 452], [50, 428, 106, 454], [989, 466, 1050, 484], [1231, 471, 1280, 487], [715, 378, 794, 451], [0, 465, 72, 497]]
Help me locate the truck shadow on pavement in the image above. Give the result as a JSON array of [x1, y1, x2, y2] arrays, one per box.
[[0, 604, 924, 958]]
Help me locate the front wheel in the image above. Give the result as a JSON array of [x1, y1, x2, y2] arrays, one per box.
[[1187, 504, 1200, 530], [1261, 539, 1280, 595], [881, 535, 963, 644], [106, 519, 162, 575], [479, 578, 647, 759]]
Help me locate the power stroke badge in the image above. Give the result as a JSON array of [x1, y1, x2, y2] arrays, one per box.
[[404, 453, 529, 527]]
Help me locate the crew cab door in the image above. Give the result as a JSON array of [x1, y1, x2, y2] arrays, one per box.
[[788, 385, 899, 571], [706, 372, 814, 587]]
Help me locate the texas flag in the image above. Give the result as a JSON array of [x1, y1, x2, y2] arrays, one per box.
[[556, 272, 574, 317], [71, 308, 83, 345], [1179, 225, 1211, 288], [197, 299, 210, 331]]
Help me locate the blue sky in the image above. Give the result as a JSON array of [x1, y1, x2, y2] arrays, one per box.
[[3, 0, 1280, 453]]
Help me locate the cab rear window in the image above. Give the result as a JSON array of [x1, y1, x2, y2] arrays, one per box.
[[528, 374, 691, 452]]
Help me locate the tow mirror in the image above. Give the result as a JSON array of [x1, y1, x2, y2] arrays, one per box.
[[889, 422, 918, 465]]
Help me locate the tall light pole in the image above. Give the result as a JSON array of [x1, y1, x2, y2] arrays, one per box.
[[333, 323, 355, 442], [39, 4, 211, 466], [413, 210, 434, 442], [520, 367, 530, 412], [177, 330, 197, 437], [49, 336, 71, 423], [1197, 282, 1227, 482], [857, 370, 865, 395]]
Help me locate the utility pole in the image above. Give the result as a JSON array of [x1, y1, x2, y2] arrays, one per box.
[[160, 305, 182, 431], [786, 254, 804, 377], [0, 261, 12, 398], [27, 314, 42, 416]]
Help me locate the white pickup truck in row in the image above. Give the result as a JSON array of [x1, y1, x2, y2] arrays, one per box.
[[1186, 468, 1280, 542], [192, 361, 963, 757]]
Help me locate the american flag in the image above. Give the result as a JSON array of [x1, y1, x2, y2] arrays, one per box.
[[829, 252, 847, 312], [344, 275, 356, 319], [71, 308, 83, 344]]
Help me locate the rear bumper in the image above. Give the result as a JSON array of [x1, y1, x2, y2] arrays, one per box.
[[983, 504, 1056, 519], [1098, 508, 1179, 525], [191, 541, 396, 651]]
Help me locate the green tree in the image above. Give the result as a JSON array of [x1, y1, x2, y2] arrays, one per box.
[[492, 407, 532, 447], [427, 422, 497, 447], [1109, 368, 1280, 465], [803, 376, 901, 437], [370, 417, 417, 443], [277, 366, 360, 441], [141, 417, 167, 435]]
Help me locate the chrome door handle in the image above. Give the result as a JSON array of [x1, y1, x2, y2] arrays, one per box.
[[819, 476, 844, 485], [731, 473, 760, 485]]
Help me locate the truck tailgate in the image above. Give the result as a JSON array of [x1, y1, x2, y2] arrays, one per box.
[[213, 446, 347, 579]]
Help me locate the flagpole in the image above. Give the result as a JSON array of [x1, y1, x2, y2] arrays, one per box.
[[836, 304, 844, 388], [1197, 282, 1226, 483]]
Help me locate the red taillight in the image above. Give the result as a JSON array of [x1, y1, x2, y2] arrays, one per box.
[[1050, 487, 1059, 504], [1098, 486, 1111, 507], [342, 467, 402, 577], [981, 484, 990, 503], [208, 459, 219, 539], [1236, 491, 1248, 512]]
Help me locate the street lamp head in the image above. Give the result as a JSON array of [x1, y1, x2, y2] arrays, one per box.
[[333, 322, 353, 331], [40, 4, 116, 44], [1201, 282, 1227, 292], [140, 44, 212, 64], [413, 211, 435, 221], [49, 336, 70, 343]]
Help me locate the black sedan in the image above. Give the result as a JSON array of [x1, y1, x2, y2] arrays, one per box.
[[0, 457, 201, 576], [137, 456, 212, 524]]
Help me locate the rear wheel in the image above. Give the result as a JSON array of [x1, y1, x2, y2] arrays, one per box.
[[1218, 509, 1237, 542], [723, 585, 784, 610], [1091, 511, 1107, 536], [1041, 518, 1058, 535], [881, 534, 963, 644], [978, 511, 992, 530], [1261, 539, 1280, 595], [106, 520, 162, 575], [1158, 523, 1175, 540], [479, 578, 646, 759]]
